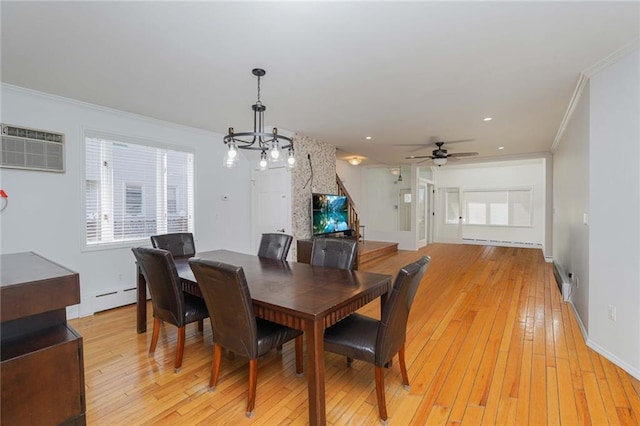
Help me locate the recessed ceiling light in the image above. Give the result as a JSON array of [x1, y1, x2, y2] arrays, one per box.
[[483, 117, 493, 121], [365, 136, 372, 140], [498, 146, 505, 150]]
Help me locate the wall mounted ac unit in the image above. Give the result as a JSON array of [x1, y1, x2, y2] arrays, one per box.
[[1, 123, 65, 172]]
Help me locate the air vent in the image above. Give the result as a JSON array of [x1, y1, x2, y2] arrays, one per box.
[[1, 123, 65, 172]]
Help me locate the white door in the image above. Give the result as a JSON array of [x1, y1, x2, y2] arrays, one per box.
[[399, 189, 411, 231], [436, 187, 463, 243], [418, 182, 427, 247], [251, 167, 292, 255]]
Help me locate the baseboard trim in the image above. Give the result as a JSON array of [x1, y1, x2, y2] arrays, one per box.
[[586, 339, 640, 381], [568, 299, 640, 381]]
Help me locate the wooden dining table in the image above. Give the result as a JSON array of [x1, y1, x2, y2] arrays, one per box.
[[136, 249, 392, 425]]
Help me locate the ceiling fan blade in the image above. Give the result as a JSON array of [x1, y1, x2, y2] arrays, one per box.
[[405, 155, 434, 160], [449, 152, 479, 157]]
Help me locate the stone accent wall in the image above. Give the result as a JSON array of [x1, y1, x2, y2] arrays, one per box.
[[291, 134, 336, 255]]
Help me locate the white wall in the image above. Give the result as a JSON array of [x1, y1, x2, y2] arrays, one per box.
[[336, 159, 363, 208], [553, 83, 591, 333], [588, 49, 640, 378], [0, 84, 253, 317], [434, 159, 547, 251]]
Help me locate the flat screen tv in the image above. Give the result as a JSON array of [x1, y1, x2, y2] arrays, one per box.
[[312, 193, 350, 236]]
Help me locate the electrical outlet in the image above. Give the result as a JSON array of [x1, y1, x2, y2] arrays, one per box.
[[608, 305, 617, 321]]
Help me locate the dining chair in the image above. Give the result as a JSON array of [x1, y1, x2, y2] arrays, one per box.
[[188, 258, 304, 418], [257, 233, 293, 261], [150, 232, 196, 257], [131, 247, 209, 373], [310, 237, 358, 270], [323, 256, 431, 423]]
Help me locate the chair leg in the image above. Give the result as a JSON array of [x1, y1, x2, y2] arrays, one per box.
[[197, 319, 204, 332], [399, 344, 410, 390], [346, 357, 353, 367], [277, 344, 283, 353], [246, 359, 258, 418], [149, 318, 161, 355], [174, 326, 185, 373], [375, 366, 388, 422], [294, 335, 303, 376], [209, 343, 223, 390]]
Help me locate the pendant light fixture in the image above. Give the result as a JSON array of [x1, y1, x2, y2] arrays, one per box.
[[222, 68, 295, 170]]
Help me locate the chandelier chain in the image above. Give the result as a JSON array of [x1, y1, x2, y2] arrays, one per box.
[[256, 75, 262, 106]]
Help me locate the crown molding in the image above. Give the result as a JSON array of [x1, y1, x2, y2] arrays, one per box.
[[551, 38, 640, 153]]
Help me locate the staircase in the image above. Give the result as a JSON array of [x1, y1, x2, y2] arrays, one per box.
[[336, 175, 398, 267], [336, 175, 360, 240]]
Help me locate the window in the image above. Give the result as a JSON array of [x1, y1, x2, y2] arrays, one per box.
[[84, 131, 194, 247], [463, 188, 532, 227]]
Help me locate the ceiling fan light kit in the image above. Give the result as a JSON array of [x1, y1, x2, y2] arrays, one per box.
[[222, 68, 295, 170]]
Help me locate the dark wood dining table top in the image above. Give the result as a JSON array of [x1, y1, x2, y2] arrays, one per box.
[[174, 249, 392, 322]]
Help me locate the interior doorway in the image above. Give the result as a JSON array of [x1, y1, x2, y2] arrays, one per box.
[[436, 187, 463, 243], [250, 166, 292, 256]]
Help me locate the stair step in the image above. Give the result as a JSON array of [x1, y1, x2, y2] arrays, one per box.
[[357, 241, 399, 266]]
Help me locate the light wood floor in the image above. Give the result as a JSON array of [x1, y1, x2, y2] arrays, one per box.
[[69, 244, 640, 425]]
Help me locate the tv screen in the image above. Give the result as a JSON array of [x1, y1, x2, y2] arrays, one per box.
[[312, 193, 350, 236]]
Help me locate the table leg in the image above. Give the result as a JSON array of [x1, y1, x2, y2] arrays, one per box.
[[305, 318, 326, 425], [136, 267, 147, 333]]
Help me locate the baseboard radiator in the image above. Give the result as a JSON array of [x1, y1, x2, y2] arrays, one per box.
[[553, 262, 571, 302]]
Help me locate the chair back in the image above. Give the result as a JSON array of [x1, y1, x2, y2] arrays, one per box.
[[150, 233, 196, 257], [132, 247, 185, 327], [375, 256, 431, 366], [188, 258, 258, 358], [258, 233, 293, 261], [310, 238, 358, 270]]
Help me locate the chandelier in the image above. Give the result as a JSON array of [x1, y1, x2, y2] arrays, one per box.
[[222, 68, 295, 170]]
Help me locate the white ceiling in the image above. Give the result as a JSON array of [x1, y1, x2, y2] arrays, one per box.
[[2, 1, 638, 167]]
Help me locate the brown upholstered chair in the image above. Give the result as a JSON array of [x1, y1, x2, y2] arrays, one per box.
[[257, 233, 293, 261], [131, 247, 209, 373], [310, 237, 358, 270], [150, 233, 196, 258], [323, 256, 431, 423], [188, 258, 303, 418]]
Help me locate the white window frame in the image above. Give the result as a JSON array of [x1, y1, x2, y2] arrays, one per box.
[[462, 187, 533, 228], [82, 129, 195, 250]]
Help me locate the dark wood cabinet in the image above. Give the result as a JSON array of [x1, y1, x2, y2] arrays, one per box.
[[1, 252, 85, 426]]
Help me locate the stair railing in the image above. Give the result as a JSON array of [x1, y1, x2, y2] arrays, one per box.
[[336, 175, 361, 241]]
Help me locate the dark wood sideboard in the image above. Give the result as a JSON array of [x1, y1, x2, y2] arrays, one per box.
[[1, 252, 86, 426]]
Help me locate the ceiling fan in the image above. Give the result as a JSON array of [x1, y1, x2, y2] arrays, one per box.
[[405, 141, 478, 166]]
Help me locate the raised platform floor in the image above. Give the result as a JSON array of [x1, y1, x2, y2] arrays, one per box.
[[296, 239, 398, 269]]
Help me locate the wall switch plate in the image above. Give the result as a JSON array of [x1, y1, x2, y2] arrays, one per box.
[[608, 304, 617, 321], [583, 213, 589, 226]]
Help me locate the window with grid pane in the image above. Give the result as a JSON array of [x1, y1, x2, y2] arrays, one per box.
[[84, 131, 194, 246], [463, 188, 532, 227]]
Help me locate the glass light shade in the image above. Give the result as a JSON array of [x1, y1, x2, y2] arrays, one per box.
[[258, 152, 268, 170], [269, 140, 281, 162], [433, 157, 447, 166], [222, 142, 239, 168], [348, 157, 362, 165], [286, 149, 296, 170]]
